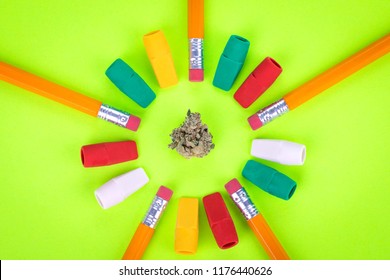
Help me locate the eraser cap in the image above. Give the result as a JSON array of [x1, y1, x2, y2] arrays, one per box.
[[203, 192, 239, 249], [175, 198, 199, 254], [95, 167, 149, 209], [143, 30, 178, 88], [213, 35, 250, 91], [251, 139, 306, 165], [106, 59, 156, 108], [81, 140, 138, 167], [234, 57, 282, 108], [223, 35, 250, 63], [242, 160, 297, 200], [143, 30, 170, 58]]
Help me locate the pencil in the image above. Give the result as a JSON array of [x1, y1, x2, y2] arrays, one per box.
[[248, 33, 390, 130], [188, 0, 204, 82], [225, 179, 290, 260], [122, 186, 173, 260], [0, 61, 141, 131]]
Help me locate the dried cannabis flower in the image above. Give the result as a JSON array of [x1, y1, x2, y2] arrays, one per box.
[[168, 110, 215, 159]]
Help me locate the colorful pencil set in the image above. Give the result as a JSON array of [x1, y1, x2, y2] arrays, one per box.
[[1, 0, 389, 260]]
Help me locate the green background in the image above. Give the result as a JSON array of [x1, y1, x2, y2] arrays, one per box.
[[0, 0, 389, 260]]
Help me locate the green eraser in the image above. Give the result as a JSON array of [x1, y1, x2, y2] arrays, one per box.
[[106, 58, 156, 108], [213, 35, 250, 91], [242, 160, 297, 200]]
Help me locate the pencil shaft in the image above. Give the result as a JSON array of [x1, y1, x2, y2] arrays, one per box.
[[284, 34, 390, 110], [188, 0, 204, 38], [0, 61, 102, 116], [248, 214, 290, 260], [122, 223, 154, 260]]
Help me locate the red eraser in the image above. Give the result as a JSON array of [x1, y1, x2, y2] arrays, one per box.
[[157, 186, 173, 201], [203, 192, 239, 249], [234, 57, 282, 108], [81, 140, 138, 167], [189, 69, 204, 82]]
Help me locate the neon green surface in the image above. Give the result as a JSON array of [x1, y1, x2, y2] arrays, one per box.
[[0, 0, 389, 260]]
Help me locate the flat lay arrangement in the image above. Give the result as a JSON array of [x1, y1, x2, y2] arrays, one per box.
[[0, 0, 389, 260]]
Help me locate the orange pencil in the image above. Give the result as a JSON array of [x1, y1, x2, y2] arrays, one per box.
[[0, 61, 141, 131], [225, 179, 290, 260], [248, 33, 390, 130], [122, 186, 173, 260], [188, 0, 204, 82]]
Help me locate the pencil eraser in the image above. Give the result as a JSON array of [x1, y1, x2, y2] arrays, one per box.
[[106, 59, 156, 108], [189, 69, 204, 82], [95, 167, 149, 209], [234, 57, 282, 108], [251, 139, 306, 165], [143, 30, 178, 88], [175, 198, 199, 254], [203, 192, 239, 249], [248, 113, 263, 130], [242, 160, 296, 200], [156, 186, 173, 201], [213, 35, 250, 91], [81, 140, 138, 167], [225, 178, 242, 195], [126, 115, 141, 131]]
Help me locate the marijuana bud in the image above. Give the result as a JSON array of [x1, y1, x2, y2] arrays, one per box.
[[168, 110, 215, 159]]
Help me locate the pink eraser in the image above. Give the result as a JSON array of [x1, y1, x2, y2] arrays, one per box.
[[157, 186, 173, 201], [225, 178, 243, 195], [81, 140, 138, 167], [248, 114, 263, 130], [189, 69, 204, 82], [126, 115, 141, 131]]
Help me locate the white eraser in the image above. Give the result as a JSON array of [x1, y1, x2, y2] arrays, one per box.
[[251, 139, 306, 165], [94, 167, 149, 209]]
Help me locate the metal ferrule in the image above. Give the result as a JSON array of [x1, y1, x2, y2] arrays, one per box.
[[256, 99, 290, 126], [189, 38, 204, 69], [97, 104, 130, 128], [231, 188, 259, 221], [142, 196, 168, 229]]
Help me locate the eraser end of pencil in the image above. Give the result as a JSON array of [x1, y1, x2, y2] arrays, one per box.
[[189, 69, 204, 82], [225, 179, 242, 195], [248, 114, 262, 130], [157, 186, 173, 201], [126, 115, 141, 131]]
